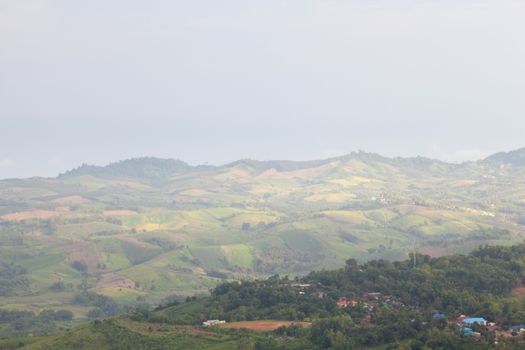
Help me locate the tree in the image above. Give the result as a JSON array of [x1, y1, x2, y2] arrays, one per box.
[[72, 260, 88, 274]]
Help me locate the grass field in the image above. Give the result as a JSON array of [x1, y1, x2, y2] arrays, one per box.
[[219, 320, 311, 331], [20, 318, 261, 350]]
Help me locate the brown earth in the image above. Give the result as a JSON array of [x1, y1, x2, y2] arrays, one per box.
[[96, 273, 139, 290], [258, 163, 337, 179], [63, 242, 100, 272], [418, 246, 449, 257], [512, 284, 525, 297], [1, 210, 61, 221]]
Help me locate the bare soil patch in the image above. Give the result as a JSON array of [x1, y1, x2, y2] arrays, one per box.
[[512, 284, 525, 298], [52, 195, 89, 205], [418, 246, 449, 258], [63, 242, 100, 272], [1, 210, 61, 221], [259, 163, 335, 179], [97, 272, 139, 290]]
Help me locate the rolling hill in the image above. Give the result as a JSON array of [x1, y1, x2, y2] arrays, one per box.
[[2, 149, 525, 326]]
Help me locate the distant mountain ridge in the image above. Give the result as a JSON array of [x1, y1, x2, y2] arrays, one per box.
[[60, 157, 194, 181], [483, 147, 525, 166], [57, 151, 468, 181]]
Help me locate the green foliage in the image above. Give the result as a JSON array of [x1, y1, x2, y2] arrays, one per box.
[[61, 157, 191, 182], [0, 262, 29, 296], [120, 241, 162, 265], [49, 281, 70, 292], [73, 292, 124, 318], [0, 309, 74, 337], [71, 260, 88, 274]]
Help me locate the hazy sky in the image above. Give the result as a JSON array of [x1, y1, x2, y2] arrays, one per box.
[[1, 0, 525, 178]]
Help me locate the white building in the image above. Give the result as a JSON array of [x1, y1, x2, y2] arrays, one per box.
[[202, 320, 226, 327]]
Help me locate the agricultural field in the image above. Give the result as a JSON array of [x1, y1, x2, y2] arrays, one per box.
[[2, 150, 525, 329]]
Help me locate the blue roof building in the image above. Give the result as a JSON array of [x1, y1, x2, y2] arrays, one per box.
[[458, 327, 481, 337], [432, 313, 446, 319], [463, 317, 487, 325], [458, 327, 473, 334]]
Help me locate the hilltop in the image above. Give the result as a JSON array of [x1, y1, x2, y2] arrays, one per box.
[[59, 158, 195, 182], [483, 148, 525, 167], [2, 149, 525, 334]]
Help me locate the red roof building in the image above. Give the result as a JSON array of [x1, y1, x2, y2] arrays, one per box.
[[336, 297, 350, 308]]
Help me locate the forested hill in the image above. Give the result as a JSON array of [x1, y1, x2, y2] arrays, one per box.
[[9, 243, 525, 349], [484, 148, 525, 167], [59, 158, 195, 181]]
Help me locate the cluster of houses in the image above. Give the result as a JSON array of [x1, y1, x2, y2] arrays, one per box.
[[429, 313, 525, 341], [337, 292, 403, 310], [333, 290, 525, 342], [290, 283, 312, 295], [336, 292, 405, 324], [454, 315, 491, 338], [288, 282, 525, 342], [454, 314, 525, 340], [336, 297, 358, 308]]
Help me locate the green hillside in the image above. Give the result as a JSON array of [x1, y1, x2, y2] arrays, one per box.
[[2, 151, 525, 331], [9, 243, 525, 349]]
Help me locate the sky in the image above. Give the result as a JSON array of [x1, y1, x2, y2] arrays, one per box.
[[1, 0, 525, 179]]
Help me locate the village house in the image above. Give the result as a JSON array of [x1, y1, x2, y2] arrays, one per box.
[[463, 317, 487, 326], [462, 329, 481, 338], [486, 322, 499, 332], [457, 315, 487, 326], [336, 297, 350, 308], [364, 292, 382, 300], [202, 320, 226, 327], [362, 302, 374, 311], [509, 324, 525, 333]]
